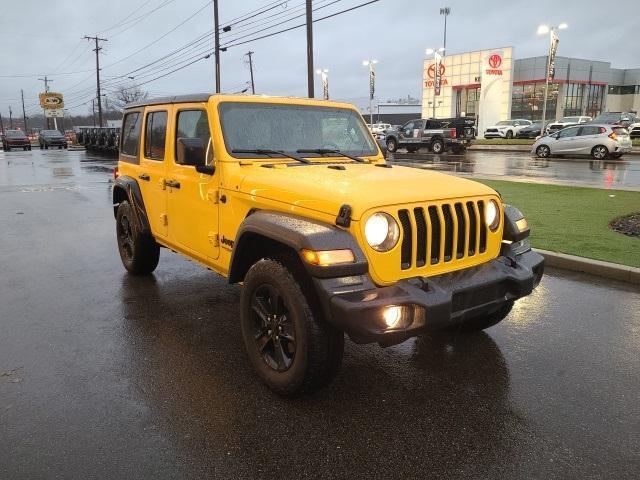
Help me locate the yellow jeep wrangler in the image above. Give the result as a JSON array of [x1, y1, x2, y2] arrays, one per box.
[[113, 94, 543, 395]]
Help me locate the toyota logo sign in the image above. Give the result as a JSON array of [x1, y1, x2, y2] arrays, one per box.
[[488, 54, 502, 69], [427, 63, 446, 79]]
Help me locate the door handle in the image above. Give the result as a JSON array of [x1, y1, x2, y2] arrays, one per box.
[[138, 173, 150, 181], [165, 179, 181, 189]]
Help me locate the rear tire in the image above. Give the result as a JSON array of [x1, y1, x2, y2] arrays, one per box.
[[386, 138, 398, 153], [431, 138, 445, 154], [459, 300, 514, 332], [115, 201, 160, 275], [240, 257, 344, 396], [591, 145, 609, 160]]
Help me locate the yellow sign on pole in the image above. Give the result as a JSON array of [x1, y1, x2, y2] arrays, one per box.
[[39, 92, 65, 109]]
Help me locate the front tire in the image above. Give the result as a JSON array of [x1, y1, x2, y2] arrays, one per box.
[[240, 258, 344, 396], [431, 138, 445, 154], [115, 201, 160, 275], [591, 145, 609, 160], [386, 138, 398, 153], [505, 130, 514, 139], [536, 144, 551, 158], [459, 300, 514, 332]]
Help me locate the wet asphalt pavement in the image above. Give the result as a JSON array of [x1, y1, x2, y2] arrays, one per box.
[[1, 149, 639, 479]]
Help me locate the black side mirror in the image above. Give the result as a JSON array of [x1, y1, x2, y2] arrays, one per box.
[[177, 137, 206, 166], [195, 165, 215, 175]]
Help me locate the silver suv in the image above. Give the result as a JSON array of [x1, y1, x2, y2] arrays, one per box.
[[531, 124, 632, 159]]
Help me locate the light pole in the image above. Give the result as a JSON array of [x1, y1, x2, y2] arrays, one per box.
[[440, 7, 450, 56], [362, 59, 378, 126], [316, 69, 329, 100], [537, 22, 567, 129], [426, 47, 445, 118]]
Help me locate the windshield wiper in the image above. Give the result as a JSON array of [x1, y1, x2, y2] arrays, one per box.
[[232, 148, 310, 164], [296, 148, 369, 163]]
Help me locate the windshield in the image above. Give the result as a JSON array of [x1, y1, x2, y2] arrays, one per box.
[[496, 121, 515, 126], [560, 117, 580, 122], [6, 130, 26, 138], [593, 113, 620, 122], [41, 130, 62, 136], [219, 102, 378, 158]]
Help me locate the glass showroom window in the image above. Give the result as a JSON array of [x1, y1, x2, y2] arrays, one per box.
[[564, 83, 585, 117]]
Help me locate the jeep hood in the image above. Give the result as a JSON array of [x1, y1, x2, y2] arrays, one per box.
[[237, 163, 498, 220]]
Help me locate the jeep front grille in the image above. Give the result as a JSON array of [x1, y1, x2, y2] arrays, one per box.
[[397, 200, 489, 270]]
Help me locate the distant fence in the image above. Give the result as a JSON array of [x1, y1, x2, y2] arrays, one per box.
[[76, 127, 119, 155]]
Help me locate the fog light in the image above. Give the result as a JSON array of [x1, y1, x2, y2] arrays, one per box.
[[383, 306, 402, 328]]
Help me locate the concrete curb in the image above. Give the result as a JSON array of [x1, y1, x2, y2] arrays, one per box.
[[535, 248, 640, 285]]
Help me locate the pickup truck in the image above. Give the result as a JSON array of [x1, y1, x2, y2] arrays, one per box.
[[385, 117, 475, 154]]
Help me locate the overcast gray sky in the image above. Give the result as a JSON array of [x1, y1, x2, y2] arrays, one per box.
[[1, 0, 638, 117]]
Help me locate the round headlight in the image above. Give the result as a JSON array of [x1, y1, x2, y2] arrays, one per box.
[[485, 200, 500, 231], [365, 212, 400, 252]]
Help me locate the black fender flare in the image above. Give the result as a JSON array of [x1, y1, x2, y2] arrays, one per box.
[[228, 211, 369, 282], [112, 175, 151, 235]]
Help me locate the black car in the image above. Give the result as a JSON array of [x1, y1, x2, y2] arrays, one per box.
[[38, 129, 68, 149], [591, 112, 637, 128], [516, 122, 548, 139], [2, 130, 31, 151]]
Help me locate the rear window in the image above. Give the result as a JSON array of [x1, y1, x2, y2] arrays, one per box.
[[121, 112, 142, 156]]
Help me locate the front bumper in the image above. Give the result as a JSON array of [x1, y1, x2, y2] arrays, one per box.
[[314, 248, 544, 346], [484, 131, 506, 139]]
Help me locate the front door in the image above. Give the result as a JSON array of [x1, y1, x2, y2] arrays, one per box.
[[166, 106, 220, 261], [554, 126, 581, 154], [399, 120, 422, 145], [139, 107, 170, 238]]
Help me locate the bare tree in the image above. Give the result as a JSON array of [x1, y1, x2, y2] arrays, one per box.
[[110, 84, 149, 110]]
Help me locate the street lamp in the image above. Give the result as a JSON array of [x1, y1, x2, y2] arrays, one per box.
[[538, 22, 567, 129], [363, 59, 378, 126], [316, 68, 329, 100], [426, 47, 445, 118], [440, 7, 450, 56]]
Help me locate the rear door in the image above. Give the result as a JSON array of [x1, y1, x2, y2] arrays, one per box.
[[576, 125, 601, 154], [139, 107, 170, 239], [166, 106, 220, 261], [554, 126, 581, 153]]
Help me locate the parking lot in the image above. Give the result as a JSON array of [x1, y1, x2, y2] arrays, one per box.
[[1, 148, 639, 479]]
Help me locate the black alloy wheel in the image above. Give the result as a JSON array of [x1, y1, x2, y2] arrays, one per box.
[[117, 214, 135, 264], [250, 284, 296, 372]]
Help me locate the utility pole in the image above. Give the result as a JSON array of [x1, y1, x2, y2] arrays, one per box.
[[440, 7, 450, 56], [38, 76, 52, 129], [0, 113, 4, 134], [84, 35, 107, 127], [213, 0, 221, 93], [21, 89, 28, 133], [9, 106, 13, 129], [306, 0, 314, 98], [246, 51, 255, 94], [92, 99, 96, 127]]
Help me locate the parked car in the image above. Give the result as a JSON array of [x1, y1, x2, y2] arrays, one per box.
[[2, 130, 31, 151], [545, 116, 592, 135], [112, 93, 543, 396], [385, 118, 474, 154], [370, 123, 391, 134], [38, 129, 68, 149], [591, 112, 637, 128], [484, 119, 532, 139], [628, 120, 640, 139], [515, 121, 549, 139], [531, 124, 632, 159]]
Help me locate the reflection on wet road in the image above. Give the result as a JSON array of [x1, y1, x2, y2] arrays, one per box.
[[1, 148, 639, 478], [389, 150, 640, 190]]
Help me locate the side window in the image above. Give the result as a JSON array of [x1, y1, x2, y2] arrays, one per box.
[[121, 112, 142, 156], [558, 126, 580, 138], [579, 126, 599, 136], [175, 110, 212, 165], [144, 111, 168, 160]]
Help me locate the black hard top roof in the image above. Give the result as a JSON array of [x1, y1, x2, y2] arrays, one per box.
[[125, 93, 212, 109]]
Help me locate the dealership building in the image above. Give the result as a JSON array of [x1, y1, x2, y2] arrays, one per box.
[[421, 47, 640, 135]]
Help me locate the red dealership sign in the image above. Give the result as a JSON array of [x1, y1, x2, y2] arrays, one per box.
[[485, 53, 503, 75]]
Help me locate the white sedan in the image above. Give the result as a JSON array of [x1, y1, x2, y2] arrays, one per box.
[[484, 119, 532, 139]]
